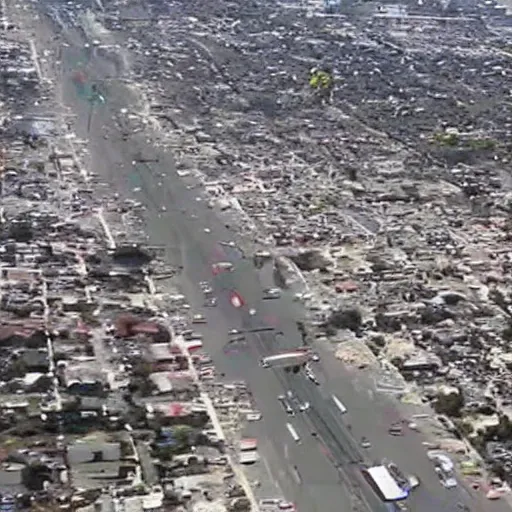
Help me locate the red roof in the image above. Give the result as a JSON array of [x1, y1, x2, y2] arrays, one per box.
[[114, 315, 165, 339], [74, 320, 91, 336], [168, 403, 185, 417], [132, 322, 160, 335]]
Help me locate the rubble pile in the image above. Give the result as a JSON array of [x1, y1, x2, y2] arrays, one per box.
[[80, 0, 512, 480], [0, 10, 262, 512]]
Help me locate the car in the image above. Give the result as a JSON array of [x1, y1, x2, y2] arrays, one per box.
[[286, 390, 309, 412], [228, 335, 245, 343], [407, 475, 420, 490], [311, 353, 320, 362], [247, 412, 262, 422], [214, 261, 234, 272], [305, 367, 319, 385], [183, 331, 203, 341], [278, 395, 294, 415], [486, 489, 502, 500], [263, 288, 281, 299], [299, 401, 310, 412], [202, 286, 213, 295], [249, 308, 256, 316], [255, 250, 271, 258], [435, 467, 457, 489], [192, 314, 207, 324], [388, 424, 403, 436], [259, 499, 281, 507], [229, 329, 240, 335], [360, 437, 372, 449], [442, 477, 457, 489], [204, 298, 217, 307], [278, 502, 295, 511], [427, 451, 454, 472]]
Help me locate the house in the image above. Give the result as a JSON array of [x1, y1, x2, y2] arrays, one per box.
[[67, 441, 121, 464], [149, 402, 208, 426], [67, 438, 135, 490], [149, 372, 196, 396], [20, 349, 49, 372], [0, 326, 46, 348], [63, 365, 106, 396], [70, 461, 136, 490], [0, 463, 24, 492], [146, 343, 181, 364]]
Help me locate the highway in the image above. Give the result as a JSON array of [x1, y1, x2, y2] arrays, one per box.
[[36, 11, 512, 512]]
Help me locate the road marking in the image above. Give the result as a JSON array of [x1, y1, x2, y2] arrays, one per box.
[[289, 464, 302, 485], [262, 457, 279, 489], [284, 443, 289, 460]]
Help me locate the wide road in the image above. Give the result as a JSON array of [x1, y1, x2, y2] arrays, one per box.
[[38, 12, 510, 512]]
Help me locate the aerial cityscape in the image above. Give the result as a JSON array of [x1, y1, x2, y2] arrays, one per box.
[[1, 0, 512, 509]]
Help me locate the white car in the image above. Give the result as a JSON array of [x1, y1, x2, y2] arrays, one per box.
[[305, 366, 319, 385], [246, 412, 262, 422], [278, 502, 295, 511], [407, 475, 420, 490], [264, 288, 281, 298], [299, 402, 310, 412], [360, 438, 372, 449], [216, 261, 234, 271], [435, 467, 457, 489], [442, 477, 457, 489], [428, 451, 454, 472], [192, 314, 207, 324]]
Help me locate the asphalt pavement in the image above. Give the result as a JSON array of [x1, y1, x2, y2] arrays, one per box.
[[42, 16, 512, 512]]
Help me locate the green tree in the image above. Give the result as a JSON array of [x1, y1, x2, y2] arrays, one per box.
[[173, 425, 193, 447], [434, 390, 464, 418]]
